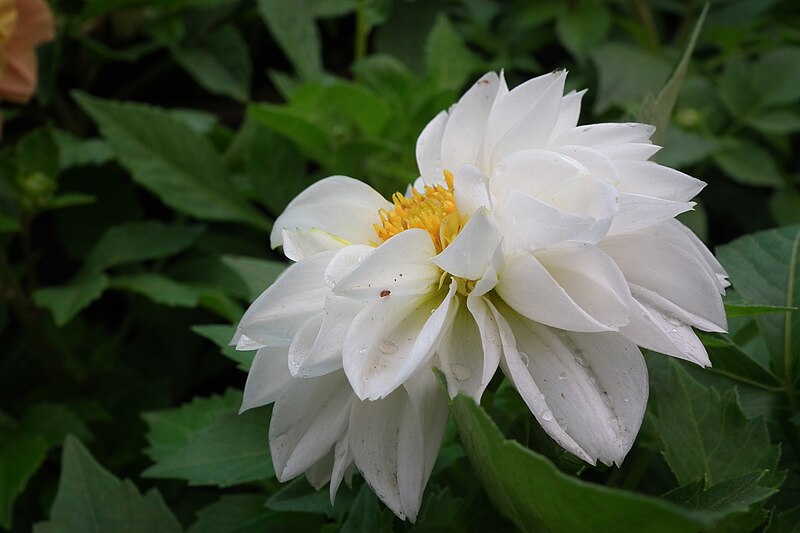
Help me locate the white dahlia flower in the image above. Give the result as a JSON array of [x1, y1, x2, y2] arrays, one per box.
[[234, 70, 728, 520]]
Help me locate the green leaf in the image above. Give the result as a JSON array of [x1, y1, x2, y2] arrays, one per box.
[[188, 495, 278, 533], [109, 273, 201, 307], [266, 477, 335, 515], [85, 221, 204, 272], [143, 394, 273, 486], [221, 255, 285, 301], [424, 14, 475, 92], [747, 108, 800, 135], [172, 24, 252, 102], [713, 142, 783, 187], [657, 127, 723, 168], [555, 3, 611, 63], [34, 436, 181, 533], [718, 58, 757, 117], [52, 131, 112, 169], [754, 47, 800, 108], [717, 224, 800, 379], [20, 403, 93, 448], [33, 273, 109, 326], [0, 434, 49, 529], [142, 389, 242, 463], [17, 128, 60, 179], [766, 505, 800, 533], [248, 103, 331, 164], [700, 333, 781, 390], [591, 44, 671, 113], [74, 93, 271, 230], [649, 360, 779, 486], [191, 324, 254, 370], [450, 394, 716, 533], [725, 303, 797, 317], [664, 471, 777, 514], [340, 484, 380, 533], [770, 189, 800, 227], [638, 3, 708, 145], [258, 0, 322, 80]]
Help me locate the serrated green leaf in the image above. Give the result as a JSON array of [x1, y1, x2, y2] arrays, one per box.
[[109, 273, 201, 307], [650, 360, 780, 486], [34, 437, 181, 533], [143, 407, 273, 487], [258, 0, 322, 80], [266, 477, 336, 515], [425, 14, 475, 91], [450, 394, 716, 533], [172, 24, 252, 102], [187, 495, 277, 533], [143, 389, 242, 462], [717, 225, 800, 380], [33, 273, 109, 326], [699, 333, 781, 390], [664, 471, 777, 513], [248, 103, 331, 164], [340, 484, 380, 533], [85, 221, 204, 272], [0, 434, 49, 529], [221, 255, 285, 300], [52, 131, 112, 169], [766, 505, 800, 533], [74, 92, 271, 230], [191, 324, 254, 370]]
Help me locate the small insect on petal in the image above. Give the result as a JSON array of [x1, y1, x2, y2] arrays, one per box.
[[380, 289, 391, 298]]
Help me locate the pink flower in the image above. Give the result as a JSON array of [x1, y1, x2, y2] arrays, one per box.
[[0, 0, 55, 104]]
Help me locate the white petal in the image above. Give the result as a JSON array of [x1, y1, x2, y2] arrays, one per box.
[[489, 304, 593, 462], [489, 71, 567, 165], [441, 72, 500, 172], [270, 372, 354, 481], [621, 297, 711, 366], [485, 71, 566, 162], [235, 334, 264, 351], [324, 244, 374, 288], [238, 250, 335, 345], [439, 295, 501, 399], [453, 164, 491, 218], [503, 310, 648, 466], [550, 144, 620, 185], [282, 228, 348, 262], [271, 176, 391, 248], [329, 434, 353, 504], [550, 89, 586, 140], [432, 208, 502, 280], [349, 370, 448, 522], [416, 111, 448, 185], [495, 253, 614, 332], [554, 123, 655, 148], [536, 245, 635, 330], [343, 281, 458, 400], [600, 224, 727, 332], [614, 160, 705, 202], [288, 296, 363, 377], [498, 190, 597, 253], [490, 149, 588, 205], [601, 143, 661, 161], [667, 219, 729, 290], [334, 229, 439, 302], [607, 194, 694, 235], [240, 345, 293, 412], [306, 451, 333, 489]]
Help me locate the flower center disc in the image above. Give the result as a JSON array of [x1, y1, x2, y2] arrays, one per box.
[[374, 171, 463, 253]]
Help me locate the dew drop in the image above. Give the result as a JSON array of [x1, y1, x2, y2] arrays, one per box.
[[608, 417, 618, 426], [623, 397, 630, 403], [519, 352, 530, 367], [379, 339, 398, 354], [588, 376, 597, 386], [358, 345, 368, 355], [453, 364, 471, 381], [538, 393, 545, 401], [324, 275, 336, 289], [667, 314, 682, 326], [558, 372, 568, 381], [541, 409, 553, 421], [669, 328, 678, 334], [574, 356, 587, 367]]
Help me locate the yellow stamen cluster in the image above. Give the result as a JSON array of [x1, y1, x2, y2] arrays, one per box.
[[374, 171, 463, 253]]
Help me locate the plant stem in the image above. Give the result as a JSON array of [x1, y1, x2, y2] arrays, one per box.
[[354, 0, 370, 71]]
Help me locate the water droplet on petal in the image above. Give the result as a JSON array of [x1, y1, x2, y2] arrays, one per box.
[[588, 376, 597, 386], [667, 314, 682, 326], [574, 356, 587, 367], [379, 339, 397, 354], [558, 372, 568, 381], [623, 397, 630, 403], [453, 364, 471, 381], [541, 409, 553, 421], [358, 345, 368, 355], [608, 417, 618, 426], [324, 275, 336, 289], [519, 352, 530, 367]]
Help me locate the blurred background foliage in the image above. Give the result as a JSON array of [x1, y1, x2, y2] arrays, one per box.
[[1, 0, 799, 531]]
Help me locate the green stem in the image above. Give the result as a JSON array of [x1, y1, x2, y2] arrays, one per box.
[[354, 0, 370, 70], [632, 0, 660, 51]]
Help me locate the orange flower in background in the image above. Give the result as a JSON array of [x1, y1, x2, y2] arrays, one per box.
[[0, 0, 54, 104]]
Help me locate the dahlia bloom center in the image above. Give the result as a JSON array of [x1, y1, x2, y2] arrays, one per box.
[[374, 170, 463, 253]]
